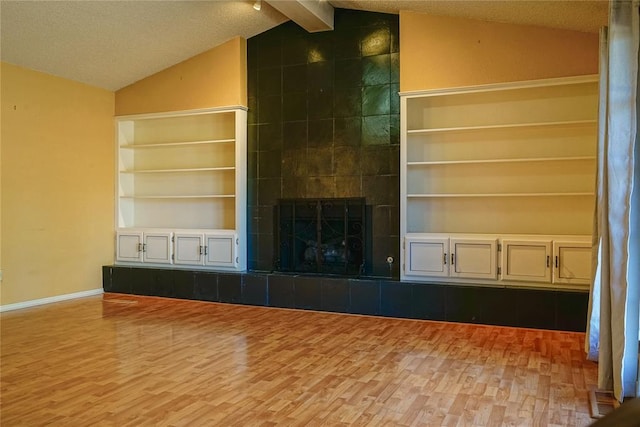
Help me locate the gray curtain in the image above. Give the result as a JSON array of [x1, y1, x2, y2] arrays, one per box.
[[586, 0, 640, 401]]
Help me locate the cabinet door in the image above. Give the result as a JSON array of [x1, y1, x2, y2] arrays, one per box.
[[553, 241, 592, 285], [405, 237, 449, 277], [116, 230, 143, 262], [450, 238, 497, 279], [204, 233, 236, 267], [174, 233, 204, 265], [501, 240, 552, 283], [143, 232, 173, 264]]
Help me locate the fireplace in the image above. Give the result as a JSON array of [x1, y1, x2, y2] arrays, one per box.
[[275, 198, 366, 276]]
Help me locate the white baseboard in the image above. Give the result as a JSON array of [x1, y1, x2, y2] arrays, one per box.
[[0, 288, 104, 313]]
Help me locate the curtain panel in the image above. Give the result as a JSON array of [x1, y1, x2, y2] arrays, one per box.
[[586, 0, 639, 401]]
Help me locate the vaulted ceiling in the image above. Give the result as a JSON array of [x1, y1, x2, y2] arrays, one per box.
[[0, 0, 608, 91]]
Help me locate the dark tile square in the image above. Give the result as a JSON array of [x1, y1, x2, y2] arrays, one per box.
[[363, 175, 397, 206], [307, 32, 334, 63], [362, 55, 390, 86], [258, 95, 282, 124], [306, 177, 336, 198], [381, 281, 412, 317], [283, 121, 308, 149], [307, 147, 333, 176], [282, 148, 308, 178], [172, 270, 195, 300], [129, 267, 154, 296], [334, 87, 362, 118], [247, 176, 258, 206], [308, 60, 334, 89], [194, 272, 218, 302], [334, 117, 362, 146], [335, 58, 362, 88], [411, 283, 446, 320], [445, 286, 481, 323], [294, 276, 322, 310], [282, 34, 309, 66], [247, 96, 258, 125], [111, 266, 132, 294], [269, 275, 295, 308], [362, 85, 390, 116], [308, 88, 334, 120], [321, 278, 350, 312], [259, 150, 282, 178], [283, 64, 308, 93], [478, 287, 518, 327], [556, 291, 589, 332], [515, 289, 557, 330], [282, 177, 307, 198], [242, 274, 268, 306], [258, 67, 282, 97], [361, 27, 390, 56], [362, 146, 392, 176], [283, 92, 308, 121], [218, 273, 242, 303], [334, 146, 361, 176], [257, 39, 282, 69], [390, 84, 400, 114], [390, 116, 400, 146], [308, 119, 334, 147], [371, 237, 397, 277], [350, 279, 380, 315], [257, 233, 275, 271], [258, 123, 283, 151], [102, 266, 112, 292], [247, 38, 258, 71], [248, 124, 258, 153], [257, 178, 281, 206], [334, 27, 362, 59], [362, 115, 390, 145], [372, 205, 392, 238], [390, 53, 399, 84], [335, 176, 362, 198]]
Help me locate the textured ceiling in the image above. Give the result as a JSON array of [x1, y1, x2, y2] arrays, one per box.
[[0, 0, 608, 91]]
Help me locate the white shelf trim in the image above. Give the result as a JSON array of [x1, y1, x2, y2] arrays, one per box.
[[407, 192, 595, 198], [399, 74, 599, 98], [121, 167, 235, 174], [407, 120, 597, 135], [120, 138, 235, 149], [121, 195, 236, 199], [407, 156, 596, 166]]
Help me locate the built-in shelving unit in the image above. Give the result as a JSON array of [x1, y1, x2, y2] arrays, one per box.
[[400, 75, 599, 288], [115, 107, 247, 271]]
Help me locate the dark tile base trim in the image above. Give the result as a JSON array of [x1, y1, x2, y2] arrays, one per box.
[[103, 266, 588, 332]]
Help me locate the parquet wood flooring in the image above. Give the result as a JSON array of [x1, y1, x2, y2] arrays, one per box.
[[1, 293, 597, 426]]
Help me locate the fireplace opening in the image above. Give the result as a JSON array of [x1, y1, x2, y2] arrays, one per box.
[[275, 198, 366, 276]]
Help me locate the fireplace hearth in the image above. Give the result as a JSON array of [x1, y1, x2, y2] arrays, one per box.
[[275, 198, 366, 276]]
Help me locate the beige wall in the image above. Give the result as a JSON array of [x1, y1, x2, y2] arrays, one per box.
[[400, 11, 599, 91], [0, 62, 115, 306], [115, 37, 247, 116]]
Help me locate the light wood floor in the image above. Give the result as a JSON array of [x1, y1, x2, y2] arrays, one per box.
[[1, 293, 597, 426]]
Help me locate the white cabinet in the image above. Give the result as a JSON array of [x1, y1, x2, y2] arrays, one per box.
[[400, 75, 598, 289], [174, 231, 237, 269], [450, 238, 498, 280], [404, 235, 497, 280], [115, 106, 247, 271], [553, 241, 592, 285], [406, 236, 449, 277], [403, 233, 591, 288], [116, 230, 172, 264], [501, 239, 552, 283]]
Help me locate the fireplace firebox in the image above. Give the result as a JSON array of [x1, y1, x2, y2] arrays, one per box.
[[275, 198, 366, 276]]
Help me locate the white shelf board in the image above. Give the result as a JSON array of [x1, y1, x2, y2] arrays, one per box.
[[407, 156, 596, 166], [120, 167, 235, 174], [407, 120, 597, 135], [121, 194, 236, 199], [120, 138, 235, 149], [407, 192, 595, 198]]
